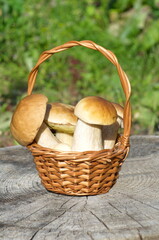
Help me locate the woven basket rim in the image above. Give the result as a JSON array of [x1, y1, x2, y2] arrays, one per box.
[[27, 135, 130, 163]]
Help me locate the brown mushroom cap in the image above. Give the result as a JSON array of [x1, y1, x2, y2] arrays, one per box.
[[111, 102, 124, 127], [111, 102, 124, 119], [10, 94, 48, 146], [74, 96, 117, 125], [45, 102, 77, 134]]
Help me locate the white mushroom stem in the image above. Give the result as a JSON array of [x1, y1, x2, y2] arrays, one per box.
[[54, 142, 71, 151], [55, 132, 73, 146], [102, 121, 120, 149], [72, 119, 103, 152], [35, 122, 60, 149]]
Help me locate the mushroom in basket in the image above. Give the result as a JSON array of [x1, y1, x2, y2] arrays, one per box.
[[10, 94, 71, 151], [44, 102, 77, 147], [102, 102, 124, 149], [72, 96, 117, 152]]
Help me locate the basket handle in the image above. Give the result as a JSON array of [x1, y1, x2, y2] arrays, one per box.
[[27, 40, 131, 141]]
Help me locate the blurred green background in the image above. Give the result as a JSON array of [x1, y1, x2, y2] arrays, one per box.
[[0, 0, 159, 147]]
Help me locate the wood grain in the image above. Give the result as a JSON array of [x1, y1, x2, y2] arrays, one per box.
[[0, 136, 159, 240]]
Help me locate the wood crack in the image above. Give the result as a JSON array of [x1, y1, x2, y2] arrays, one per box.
[[125, 212, 144, 228], [108, 202, 122, 213], [59, 197, 74, 209], [137, 229, 143, 240], [30, 210, 67, 240], [89, 210, 110, 230], [87, 231, 95, 240], [56, 229, 62, 238], [14, 203, 50, 224], [30, 199, 80, 240], [118, 191, 159, 211]]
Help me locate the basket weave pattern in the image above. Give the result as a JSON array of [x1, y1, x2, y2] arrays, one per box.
[[27, 41, 131, 196]]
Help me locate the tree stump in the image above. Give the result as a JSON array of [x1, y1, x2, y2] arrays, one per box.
[[0, 135, 159, 240]]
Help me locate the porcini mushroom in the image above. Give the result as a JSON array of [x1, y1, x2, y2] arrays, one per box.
[[102, 102, 124, 149], [44, 102, 77, 146], [72, 96, 117, 152], [10, 94, 60, 148]]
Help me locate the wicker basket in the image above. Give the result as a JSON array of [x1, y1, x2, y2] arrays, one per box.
[[27, 40, 131, 196]]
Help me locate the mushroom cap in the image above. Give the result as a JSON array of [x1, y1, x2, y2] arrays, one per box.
[[10, 94, 48, 146], [74, 96, 117, 125], [45, 102, 77, 134], [111, 102, 124, 127], [111, 102, 124, 119]]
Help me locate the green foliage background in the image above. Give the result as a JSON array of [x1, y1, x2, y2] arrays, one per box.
[[0, 0, 159, 145]]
